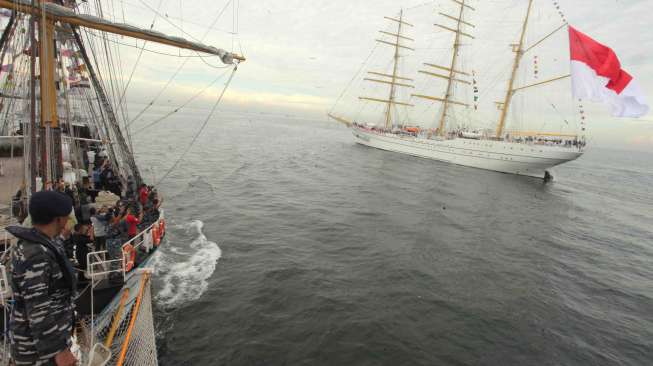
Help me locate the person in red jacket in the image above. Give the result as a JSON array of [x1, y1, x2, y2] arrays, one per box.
[[138, 184, 149, 207], [124, 208, 142, 240]]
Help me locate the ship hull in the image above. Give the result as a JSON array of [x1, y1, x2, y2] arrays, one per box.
[[352, 126, 583, 179]]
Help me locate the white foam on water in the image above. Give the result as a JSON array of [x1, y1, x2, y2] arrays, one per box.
[[154, 220, 222, 308]]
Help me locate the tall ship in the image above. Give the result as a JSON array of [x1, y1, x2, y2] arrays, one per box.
[[0, 0, 243, 364], [329, 0, 604, 180]]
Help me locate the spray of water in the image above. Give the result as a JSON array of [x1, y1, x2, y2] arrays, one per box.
[[153, 220, 222, 308]]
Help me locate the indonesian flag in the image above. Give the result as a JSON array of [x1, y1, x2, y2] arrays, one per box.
[[569, 26, 649, 118]]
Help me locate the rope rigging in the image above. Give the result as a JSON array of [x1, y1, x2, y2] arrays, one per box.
[[130, 68, 232, 133], [155, 64, 239, 185], [114, 0, 166, 121], [136, 0, 232, 45], [126, 0, 236, 129], [0, 0, 243, 189]]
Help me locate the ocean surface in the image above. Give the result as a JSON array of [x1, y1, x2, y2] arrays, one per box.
[[132, 113, 653, 366]]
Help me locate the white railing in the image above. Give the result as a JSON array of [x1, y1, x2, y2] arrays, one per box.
[[86, 210, 165, 284], [87, 250, 123, 287], [119, 210, 165, 278], [85, 210, 165, 354]]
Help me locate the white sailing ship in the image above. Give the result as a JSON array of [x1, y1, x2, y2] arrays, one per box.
[[329, 0, 586, 180]]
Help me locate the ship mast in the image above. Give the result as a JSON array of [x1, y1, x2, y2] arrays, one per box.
[[39, 0, 59, 184], [0, 0, 244, 188], [28, 0, 37, 193], [386, 9, 404, 130], [495, 0, 533, 138], [413, 0, 474, 136], [359, 10, 415, 130]]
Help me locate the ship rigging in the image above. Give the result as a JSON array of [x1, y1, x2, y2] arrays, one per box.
[[329, 0, 587, 180], [0, 0, 244, 364]]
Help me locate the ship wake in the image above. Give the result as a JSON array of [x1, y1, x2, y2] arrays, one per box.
[[153, 220, 222, 308]]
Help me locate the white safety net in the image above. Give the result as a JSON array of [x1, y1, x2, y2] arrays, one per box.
[[78, 272, 157, 366]]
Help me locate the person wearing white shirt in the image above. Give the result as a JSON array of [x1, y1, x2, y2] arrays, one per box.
[[86, 148, 96, 179], [90, 206, 109, 251]]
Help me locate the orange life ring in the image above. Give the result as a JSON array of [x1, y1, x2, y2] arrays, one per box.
[[152, 226, 160, 247], [122, 244, 136, 272], [159, 219, 166, 237]]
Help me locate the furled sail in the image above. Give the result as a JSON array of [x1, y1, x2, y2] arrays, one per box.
[[0, 0, 245, 64]]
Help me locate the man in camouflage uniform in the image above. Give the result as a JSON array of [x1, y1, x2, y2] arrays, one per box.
[[6, 191, 78, 366]]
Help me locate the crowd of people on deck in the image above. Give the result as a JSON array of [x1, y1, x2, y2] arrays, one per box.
[[5, 142, 164, 365], [351, 122, 588, 150], [59, 181, 162, 282], [86, 146, 123, 196], [506, 135, 587, 149], [12, 143, 163, 282]]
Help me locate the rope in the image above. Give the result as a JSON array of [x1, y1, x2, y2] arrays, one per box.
[[328, 42, 379, 116], [130, 68, 231, 132], [126, 0, 236, 127], [137, 0, 233, 45], [116, 0, 235, 35], [156, 65, 238, 185], [114, 0, 166, 115]]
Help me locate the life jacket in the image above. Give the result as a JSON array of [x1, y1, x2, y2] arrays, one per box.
[[6, 226, 77, 292], [122, 244, 136, 272]]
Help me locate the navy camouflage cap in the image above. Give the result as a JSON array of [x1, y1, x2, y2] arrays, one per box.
[[29, 190, 73, 223]]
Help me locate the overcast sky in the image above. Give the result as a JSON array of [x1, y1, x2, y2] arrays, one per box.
[[108, 0, 652, 152]]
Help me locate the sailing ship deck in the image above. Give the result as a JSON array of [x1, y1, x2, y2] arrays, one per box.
[[351, 125, 584, 178]]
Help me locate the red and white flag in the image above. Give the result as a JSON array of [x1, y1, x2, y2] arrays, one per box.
[[569, 26, 649, 118]]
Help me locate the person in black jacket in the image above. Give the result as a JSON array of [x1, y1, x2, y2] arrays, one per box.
[[72, 222, 94, 281], [6, 191, 78, 366]]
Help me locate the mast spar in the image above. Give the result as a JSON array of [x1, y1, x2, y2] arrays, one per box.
[[412, 0, 475, 136], [386, 9, 404, 130], [0, 0, 245, 61], [495, 0, 534, 138]]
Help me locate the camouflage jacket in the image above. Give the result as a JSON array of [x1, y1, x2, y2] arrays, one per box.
[[6, 226, 77, 365]]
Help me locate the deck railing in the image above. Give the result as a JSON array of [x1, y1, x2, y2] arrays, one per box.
[[85, 210, 165, 351], [87, 210, 165, 284]]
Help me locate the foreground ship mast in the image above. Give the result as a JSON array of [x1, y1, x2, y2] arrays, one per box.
[[0, 1, 245, 364], [0, 0, 244, 198]]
